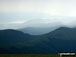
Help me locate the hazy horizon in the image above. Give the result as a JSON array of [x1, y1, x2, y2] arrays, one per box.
[[0, 0, 76, 30]]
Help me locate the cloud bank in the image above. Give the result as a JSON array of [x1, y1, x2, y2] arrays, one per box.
[[0, 0, 76, 29]]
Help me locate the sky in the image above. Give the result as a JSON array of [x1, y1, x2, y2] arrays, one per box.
[[0, 0, 76, 29]]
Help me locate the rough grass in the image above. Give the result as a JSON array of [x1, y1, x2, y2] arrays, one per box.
[[0, 54, 59, 57], [0, 54, 76, 57]]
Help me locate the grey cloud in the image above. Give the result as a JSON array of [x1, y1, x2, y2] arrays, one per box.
[[0, 0, 76, 30]]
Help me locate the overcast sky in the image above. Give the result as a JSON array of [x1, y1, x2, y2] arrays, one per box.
[[0, 0, 76, 29]]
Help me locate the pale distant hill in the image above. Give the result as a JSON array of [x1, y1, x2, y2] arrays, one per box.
[[19, 27, 59, 35]]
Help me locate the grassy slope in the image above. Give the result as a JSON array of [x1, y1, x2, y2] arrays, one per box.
[[0, 54, 59, 57], [0, 54, 76, 57]]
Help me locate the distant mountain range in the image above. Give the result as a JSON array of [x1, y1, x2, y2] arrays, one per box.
[[19, 27, 59, 35], [0, 27, 76, 54]]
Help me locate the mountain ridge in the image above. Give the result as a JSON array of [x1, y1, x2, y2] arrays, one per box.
[[0, 27, 76, 54], [42, 27, 76, 40]]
